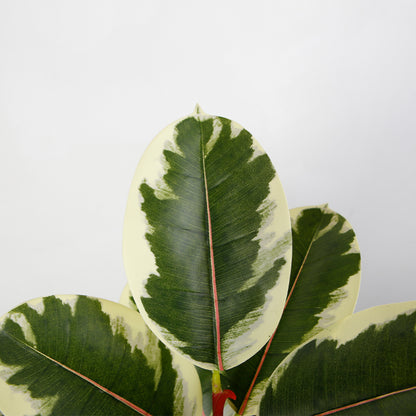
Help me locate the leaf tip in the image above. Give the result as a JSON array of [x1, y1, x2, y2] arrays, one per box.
[[193, 103, 205, 115]]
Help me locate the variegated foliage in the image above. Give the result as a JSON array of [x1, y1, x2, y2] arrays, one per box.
[[123, 106, 292, 371], [222, 205, 361, 414], [2, 108, 415, 416], [259, 301, 416, 415], [0, 295, 202, 416], [120, 285, 237, 416]]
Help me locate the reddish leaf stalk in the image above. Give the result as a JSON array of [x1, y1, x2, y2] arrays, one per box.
[[213, 390, 237, 416]]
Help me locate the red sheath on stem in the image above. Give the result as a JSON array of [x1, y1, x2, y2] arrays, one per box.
[[212, 390, 237, 416]]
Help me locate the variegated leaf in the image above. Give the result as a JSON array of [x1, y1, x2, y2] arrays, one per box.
[[123, 106, 292, 370], [120, 285, 237, 416], [223, 205, 361, 414], [0, 295, 202, 416], [259, 301, 416, 415]]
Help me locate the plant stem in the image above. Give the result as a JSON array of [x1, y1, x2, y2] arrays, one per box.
[[212, 369, 222, 394], [212, 370, 237, 416]]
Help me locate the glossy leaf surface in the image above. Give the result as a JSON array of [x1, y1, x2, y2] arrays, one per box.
[[120, 285, 236, 416], [224, 205, 361, 414], [259, 302, 416, 415], [123, 107, 292, 370], [0, 295, 202, 416]]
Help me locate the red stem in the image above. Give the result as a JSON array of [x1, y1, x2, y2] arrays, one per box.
[[213, 390, 237, 416]]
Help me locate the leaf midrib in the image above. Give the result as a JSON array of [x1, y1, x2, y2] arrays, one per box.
[[199, 120, 223, 372], [285, 209, 325, 307], [2, 330, 152, 416], [315, 385, 416, 415]]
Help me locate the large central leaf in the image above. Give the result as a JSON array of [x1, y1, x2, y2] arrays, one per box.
[[123, 107, 292, 370]]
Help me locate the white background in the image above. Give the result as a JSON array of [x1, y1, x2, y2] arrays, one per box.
[[0, 1, 415, 314]]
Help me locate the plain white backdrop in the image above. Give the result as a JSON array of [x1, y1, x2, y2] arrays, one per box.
[[0, 1, 415, 315]]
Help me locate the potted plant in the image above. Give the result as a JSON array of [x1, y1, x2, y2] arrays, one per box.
[[0, 107, 415, 415]]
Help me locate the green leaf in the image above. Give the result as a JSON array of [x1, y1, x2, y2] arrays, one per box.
[[0, 295, 202, 416], [123, 106, 292, 370], [196, 367, 215, 416], [258, 301, 416, 415], [120, 285, 236, 416], [223, 205, 361, 414]]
